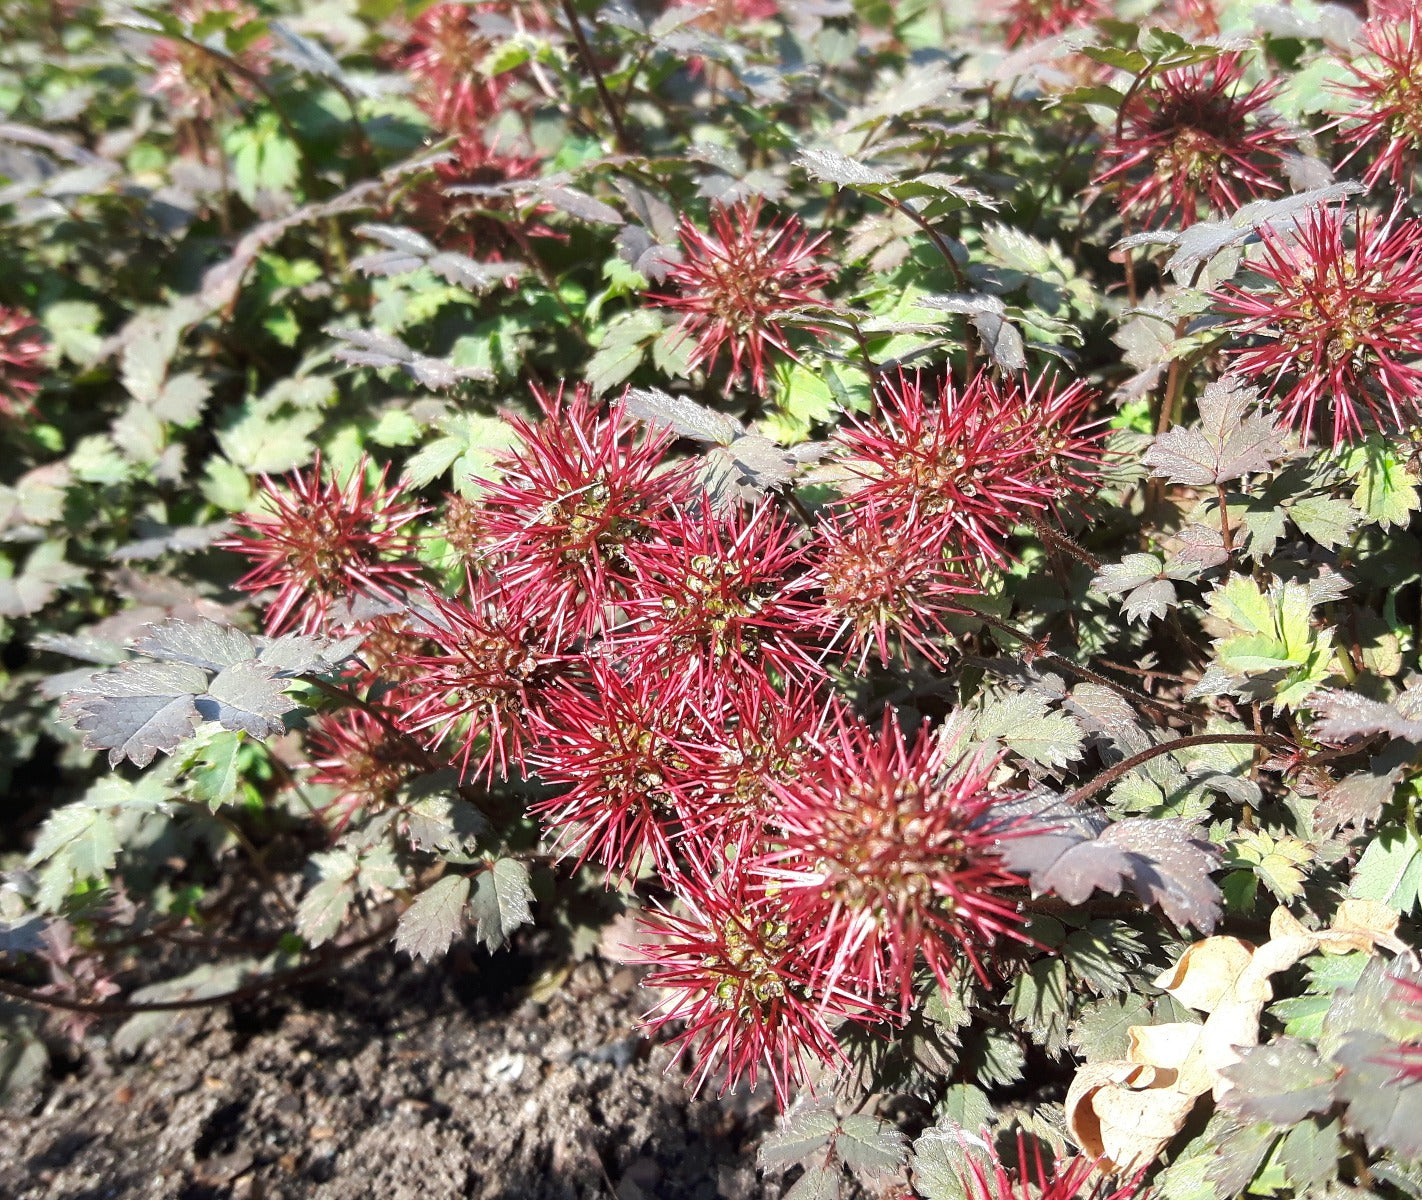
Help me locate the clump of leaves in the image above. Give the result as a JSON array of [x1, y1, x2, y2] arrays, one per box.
[[2, 2, 1422, 1199]]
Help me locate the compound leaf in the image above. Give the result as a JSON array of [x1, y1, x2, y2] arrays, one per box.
[[196, 660, 297, 738], [1143, 378, 1287, 486], [60, 660, 207, 767]]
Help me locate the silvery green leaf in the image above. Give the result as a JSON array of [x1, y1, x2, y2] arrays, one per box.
[[394, 874, 471, 961], [1219, 1038, 1338, 1126], [1003, 813, 1222, 932], [759, 1106, 840, 1169], [797, 146, 894, 187], [625, 387, 744, 443], [195, 660, 295, 738], [974, 690, 1084, 770], [1142, 377, 1287, 486], [469, 858, 534, 952], [353, 223, 438, 257], [835, 1114, 907, 1183], [131, 617, 255, 671], [60, 660, 207, 767], [1313, 686, 1422, 743], [536, 184, 622, 225]]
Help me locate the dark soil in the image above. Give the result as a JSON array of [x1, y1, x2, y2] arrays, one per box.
[[0, 949, 782, 1200]]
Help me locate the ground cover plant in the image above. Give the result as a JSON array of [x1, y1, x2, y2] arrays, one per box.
[[2, 0, 1422, 1195]]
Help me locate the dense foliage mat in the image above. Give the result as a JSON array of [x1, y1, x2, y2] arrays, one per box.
[[3, 0, 1422, 1196]]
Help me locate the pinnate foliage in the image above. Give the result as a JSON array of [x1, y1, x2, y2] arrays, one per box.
[[1, 3, 1422, 1198]]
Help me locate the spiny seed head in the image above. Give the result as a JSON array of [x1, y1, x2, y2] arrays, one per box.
[[396, 580, 552, 784], [1003, 0, 1106, 48], [1333, 10, 1422, 188], [954, 1129, 1154, 1200], [654, 199, 833, 396], [476, 383, 690, 643], [758, 709, 1031, 1012], [834, 370, 1102, 570], [622, 499, 823, 696], [401, 129, 547, 259], [306, 709, 422, 835], [1095, 52, 1293, 227], [1214, 200, 1422, 445], [794, 508, 972, 669], [633, 864, 883, 1105], [397, 2, 507, 133], [675, 682, 839, 852], [0, 306, 45, 419], [219, 456, 427, 636], [527, 661, 702, 880]]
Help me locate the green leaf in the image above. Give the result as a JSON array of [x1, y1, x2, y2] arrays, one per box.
[[1069, 993, 1153, 1060], [1226, 832, 1312, 901], [1348, 824, 1422, 914], [835, 1113, 907, 1183], [961, 1027, 1025, 1088], [1219, 1037, 1337, 1126], [70, 434, 131, 485], [201, 457, 256, 511], [1343, 436, 1420, 530], [784, 1164, 841, 1200], [185, 729, 245, 811], [223, 112, 300, 207], [403, 413, 517, 498], [1063, 924, 1135, 995], [759, 1107, 840, 1169], [394, 874, 470, 961], [217, 403, 323, 475], [469, 858, 534, 952], [1007, 958, 1069, 1054], [912, 1119, 989, 1200], [585, 310, 663, 395], [974, 691, 1083, 770], [1288, 495, 1359, 549], [1208, 576, 1334, 708], [1205, 1120, 1279, 1199], [650, 324, 694, 379], [368, 408, 423, 447], [296, 873, 355, 947], [28, 774, 175, 910], [1276, 1118, 1341, 1193], [480, 37, 532, 76], [1155, 1130, 1219, 1200], [42, 299, 103, 366]]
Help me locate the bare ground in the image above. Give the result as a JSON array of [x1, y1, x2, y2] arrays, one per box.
[[0, 948, 781, 1200]]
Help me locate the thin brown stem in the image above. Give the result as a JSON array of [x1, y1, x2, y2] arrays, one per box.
[[1067, 732, 1292, 806], [1217, 482, 1235, 557], [1027, 515, 1102, 573], [506, 222, 589, 342], [560, 0, 632, 153], [879, 197, 976, 376], [0, 920, 396, 1017], [977, 613, 1200, 724]]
